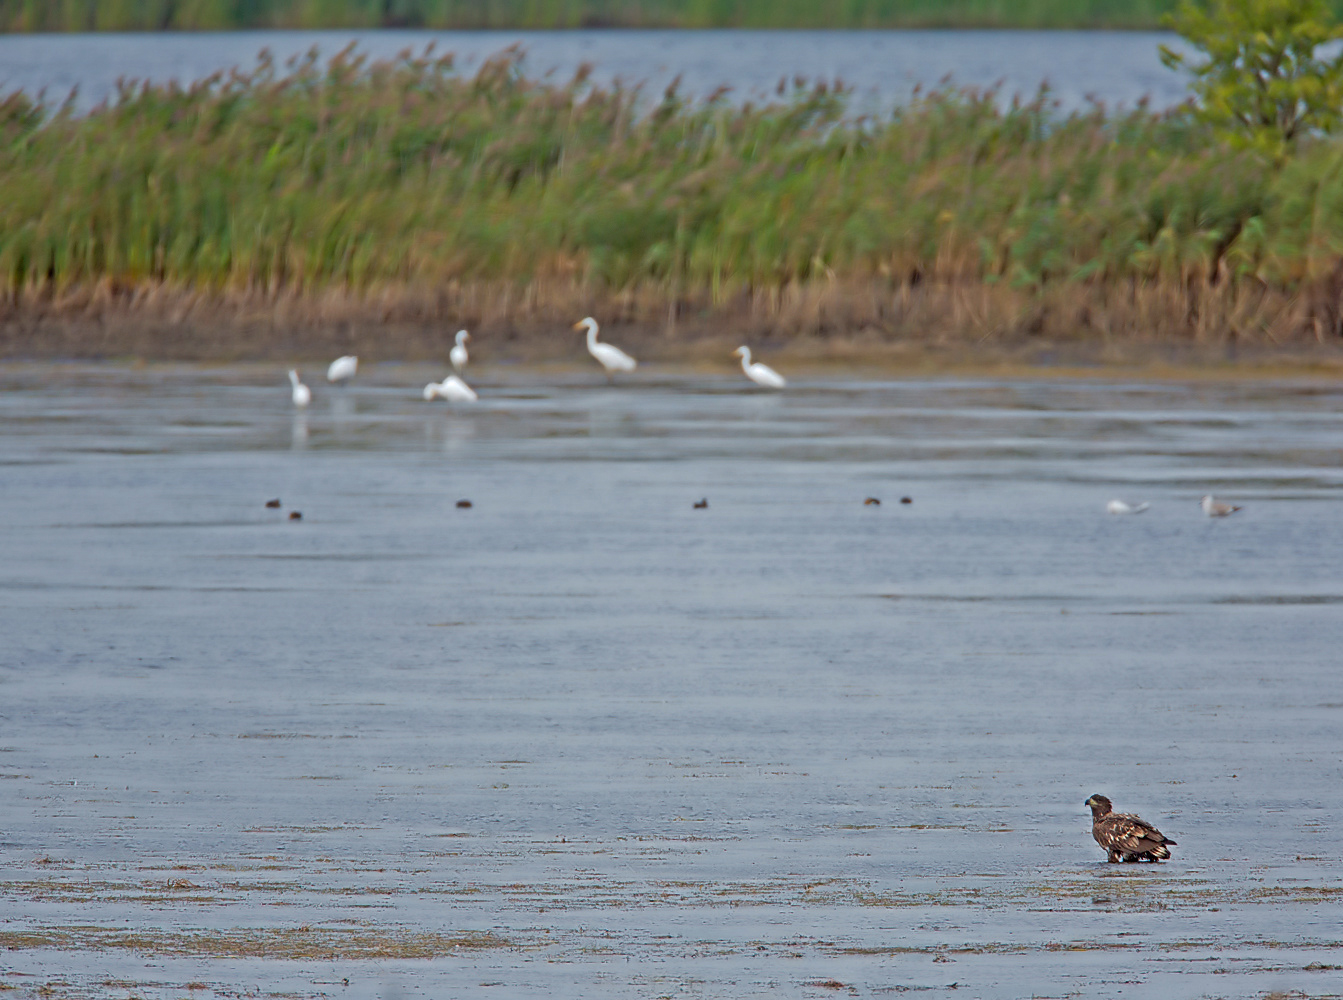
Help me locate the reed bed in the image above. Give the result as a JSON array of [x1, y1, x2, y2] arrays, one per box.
[[3, 46, 1343, 360]]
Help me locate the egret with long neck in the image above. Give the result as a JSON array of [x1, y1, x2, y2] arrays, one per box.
[[450, 330, 470, 373], [733, 346, 786, 389], [287, 369, 311, 407], [574, 317, 637, 375]]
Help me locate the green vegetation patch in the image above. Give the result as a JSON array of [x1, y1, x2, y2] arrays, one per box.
[[1, 43, 1343, 347], [0, 50, 1278, 289]]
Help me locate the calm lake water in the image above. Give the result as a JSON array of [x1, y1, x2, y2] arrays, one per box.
[[0, 29, 1191, 113], [1, 363, 1341, 999]]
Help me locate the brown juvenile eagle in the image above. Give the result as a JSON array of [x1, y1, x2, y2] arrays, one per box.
[[1085, 794, 1176, 862]]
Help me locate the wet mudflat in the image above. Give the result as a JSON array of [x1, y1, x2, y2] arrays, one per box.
[[1, 363, 1341, 999]]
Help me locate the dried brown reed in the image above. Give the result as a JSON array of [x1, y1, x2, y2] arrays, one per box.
[[3, 275, 1335, 370]]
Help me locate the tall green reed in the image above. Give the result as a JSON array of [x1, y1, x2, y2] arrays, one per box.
[[0, 46, 1332, 308]]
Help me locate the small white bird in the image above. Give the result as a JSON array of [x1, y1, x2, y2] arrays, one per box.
[[327, 355, 358, 384], [574, 317, 637, 375], [287, 369, 311, 408], [450, 330, 470, 373], [733, 346, 786, 389], [1106, 499, 1149, 515], [1201, 495, 1242, 518], [423, 374, 478, 403]]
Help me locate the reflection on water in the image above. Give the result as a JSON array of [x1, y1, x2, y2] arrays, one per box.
[[584, 391, 647, 440], [326, 388, 356, 420], [289, 411, 309, 449], [419, 407, 478, 454], [0, 364, 1340, 998], [440, 414, 476, 455]]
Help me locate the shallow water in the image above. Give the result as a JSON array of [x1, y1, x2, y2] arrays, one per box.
[[1, 364, 1341, 999], [0, 28, 1190, 114]]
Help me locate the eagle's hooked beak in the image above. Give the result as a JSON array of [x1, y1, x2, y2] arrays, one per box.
[[1084, 796, 1094, 807]]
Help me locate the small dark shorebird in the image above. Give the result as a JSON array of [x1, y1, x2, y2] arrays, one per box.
[[693, 498, 709, 509], [456, 499, 473, 509], [864, 497, 881, 506], [1085, 794, 1176, 862]]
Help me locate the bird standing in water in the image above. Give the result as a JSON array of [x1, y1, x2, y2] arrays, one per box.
[[733, 346, 786, 389], [423, 375, 478, 403], [327, 355, 358, 384], [574, 317, 637, 376], [450, 330, 470, 373], [1085, 794, 1176, 862], [287, 370, 311, 407]]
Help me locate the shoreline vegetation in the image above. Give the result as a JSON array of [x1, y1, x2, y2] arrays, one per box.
[[1, 1, 1194, 33], [3, 46, 1343, 369]]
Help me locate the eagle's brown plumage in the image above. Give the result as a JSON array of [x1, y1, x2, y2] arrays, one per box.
[[1085, 794, 1176, 862]]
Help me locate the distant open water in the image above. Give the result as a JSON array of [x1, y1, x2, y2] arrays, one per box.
[[0, 29, 1192, 114]]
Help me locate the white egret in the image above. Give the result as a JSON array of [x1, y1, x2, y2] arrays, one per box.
[[733, 346, 786, 389], [424, 374, 478, 403], [1106, 499, 1149, 514], [450, 330, 470, 373], [1201, 495, 1242, 517], [327, 355, 358, 384], [573, 317, 637, 375], [287, 369, 311, 407]]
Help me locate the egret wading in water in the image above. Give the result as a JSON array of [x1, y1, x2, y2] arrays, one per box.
[[574, 317, 637, 376], [733, 346, 786, 389], [327, 355, 358, 384], [287, 370, 311, 407], [423, 374, 478, 403], [450, 330, 470, 373]]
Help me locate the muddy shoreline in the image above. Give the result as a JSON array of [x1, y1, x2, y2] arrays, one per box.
[[4, 279, 1343, 375]]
